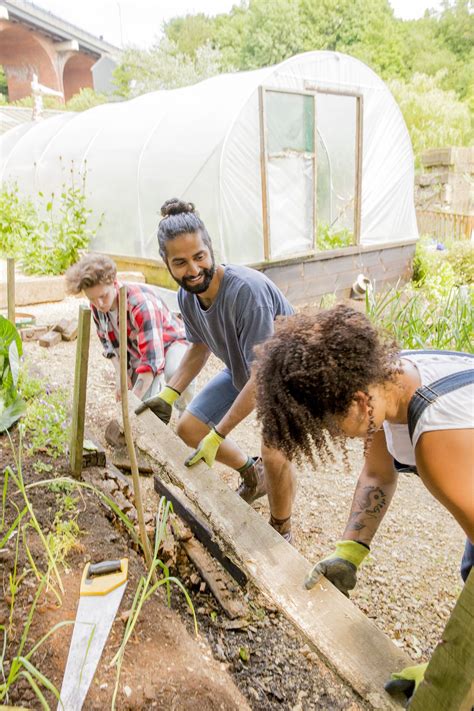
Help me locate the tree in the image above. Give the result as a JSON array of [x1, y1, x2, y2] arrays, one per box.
[[238, 0, 304, 69], [389, 72, 472, 167], [299, 0, 406, 78], [164, 13, 215, 58], [437, 0, 474, 59], [113, 39, 223, 98]]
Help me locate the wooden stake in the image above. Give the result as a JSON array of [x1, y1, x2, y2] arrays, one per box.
[[410, 569, 474, 711], [118, 285, 153, 570], [7, 257, 15, 324], [69, 305, 91, 479]]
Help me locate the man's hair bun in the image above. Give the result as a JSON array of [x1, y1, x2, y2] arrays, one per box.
[[161, 199, 195, 217]]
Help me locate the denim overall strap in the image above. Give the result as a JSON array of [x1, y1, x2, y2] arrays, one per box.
[[407, 369, 474, 443], [401, 349, 474, 359]]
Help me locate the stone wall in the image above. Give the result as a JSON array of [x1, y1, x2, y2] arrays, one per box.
[[415, 147, 474, 216]]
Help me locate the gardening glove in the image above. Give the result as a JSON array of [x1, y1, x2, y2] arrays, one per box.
[[134, 385, 180, 424], [185, 428, 225, 468], [385, 662, 428, 702], [305, 540, 370, 597]]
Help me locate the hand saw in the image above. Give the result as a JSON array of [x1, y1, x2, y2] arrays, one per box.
[[57, 558, 128, 711]]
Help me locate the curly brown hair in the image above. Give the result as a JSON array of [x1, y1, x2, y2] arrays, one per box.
[[65, 254, 117, 294], [254, 304, 400, 465]]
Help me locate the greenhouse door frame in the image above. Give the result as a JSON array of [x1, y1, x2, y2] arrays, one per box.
[[258, 84, 364, 260], [258, 85, 317, 261]]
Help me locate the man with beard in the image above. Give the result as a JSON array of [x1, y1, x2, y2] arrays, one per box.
[[137, 198, 296, 541]]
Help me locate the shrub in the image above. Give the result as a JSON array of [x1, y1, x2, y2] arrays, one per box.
[[413, 236, 474, 294], [389, 72, 472, 168], [0, 168, 100, 276], [0, 185, 36, 258]]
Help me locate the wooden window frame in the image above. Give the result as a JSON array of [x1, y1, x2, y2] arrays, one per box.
[[258, 84, 364, 259]]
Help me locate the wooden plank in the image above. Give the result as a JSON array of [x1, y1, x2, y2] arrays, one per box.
[[182, 536, 247, 619], [69, 305, 91, 479], [410, 570, 474, 711], [154, 475, 247, 586], [7, 258, 15, 324], [130, 396, 409, 709]]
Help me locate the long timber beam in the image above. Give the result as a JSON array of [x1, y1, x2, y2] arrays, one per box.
[[130, 395, 409, 709]]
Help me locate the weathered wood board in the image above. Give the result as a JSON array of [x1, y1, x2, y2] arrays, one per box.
[[129, 395, 409, 709]]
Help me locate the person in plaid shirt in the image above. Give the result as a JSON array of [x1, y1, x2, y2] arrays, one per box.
[[65, 254, 194, 409]]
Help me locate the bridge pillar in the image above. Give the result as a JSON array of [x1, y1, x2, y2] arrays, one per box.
[[0, 20, 94, 103]]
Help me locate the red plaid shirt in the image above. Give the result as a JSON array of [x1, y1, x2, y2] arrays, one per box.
[[91, 282, 187, 375]]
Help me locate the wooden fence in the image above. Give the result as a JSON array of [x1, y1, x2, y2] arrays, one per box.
[[416, 210, 473, 241]]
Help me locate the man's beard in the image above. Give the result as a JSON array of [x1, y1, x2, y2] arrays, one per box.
[[174, 262, 216, 294]]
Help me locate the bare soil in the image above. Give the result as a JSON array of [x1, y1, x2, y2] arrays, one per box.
[[2, 294, 466, 710]]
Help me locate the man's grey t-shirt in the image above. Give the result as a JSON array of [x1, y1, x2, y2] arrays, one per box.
[[177, 264, 294, 391]]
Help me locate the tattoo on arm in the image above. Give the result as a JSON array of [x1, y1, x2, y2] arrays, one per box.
[[346, 486, 387, 533]]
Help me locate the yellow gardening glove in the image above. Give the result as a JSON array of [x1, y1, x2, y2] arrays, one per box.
[[185, 428, 225, 468], [385, 662, 428, 702], [305, 540, 370, 596], [134, 385, 180, 424]]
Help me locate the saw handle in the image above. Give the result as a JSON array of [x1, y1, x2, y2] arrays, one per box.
[[87, 560, 123, 578]]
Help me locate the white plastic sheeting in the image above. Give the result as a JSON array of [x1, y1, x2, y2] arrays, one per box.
[[0, 51, 418, 264]]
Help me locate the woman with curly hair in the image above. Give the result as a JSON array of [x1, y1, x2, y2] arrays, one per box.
[[255, 304, 473, 702]]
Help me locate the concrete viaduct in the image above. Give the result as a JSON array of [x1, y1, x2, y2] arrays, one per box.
[[0, 0, 119, 102]]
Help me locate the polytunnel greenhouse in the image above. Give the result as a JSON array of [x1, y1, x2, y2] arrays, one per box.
[[0, 50, 418, 267]]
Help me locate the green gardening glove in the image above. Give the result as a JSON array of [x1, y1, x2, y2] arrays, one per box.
[[385, 662, 428, 702], [305, 540, 370, 596], [134, 385, 180, 424], [185, 428, 225, 468]]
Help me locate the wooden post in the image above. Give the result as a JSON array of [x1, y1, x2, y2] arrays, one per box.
[[410, 569, 474, 711], [118, 285, 153, 570], [69, 305, 91, 479], [258, 85, 271, 261], [354, 95, 364, 246], [7, 257, 15, 324]]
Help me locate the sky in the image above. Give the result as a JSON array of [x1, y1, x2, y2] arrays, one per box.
[[32, 0, 444, 49]]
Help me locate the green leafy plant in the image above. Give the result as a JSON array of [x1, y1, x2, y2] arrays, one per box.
[[317, 223, 353, 251], [20, 170, 97, 276], [0, 169, 100, 276], [17, 370, 44, 402], [0, 317, 26, 432], [22, 387, 70, 459], [0, 185, 37, 258]]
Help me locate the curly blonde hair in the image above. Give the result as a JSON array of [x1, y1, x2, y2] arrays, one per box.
[[65, 254, 117, 294]]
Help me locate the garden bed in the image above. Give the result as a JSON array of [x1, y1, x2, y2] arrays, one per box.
[[0, 431, 251, 710]]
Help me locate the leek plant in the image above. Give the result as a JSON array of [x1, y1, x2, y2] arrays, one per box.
[[366, 284, 473, 353]]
